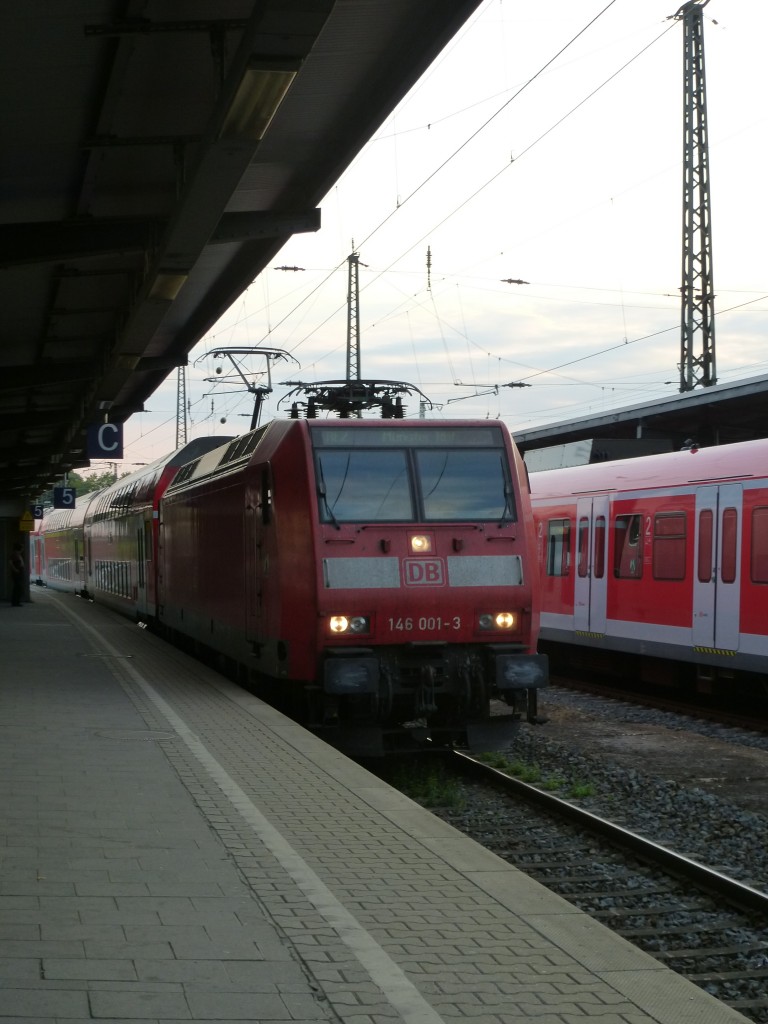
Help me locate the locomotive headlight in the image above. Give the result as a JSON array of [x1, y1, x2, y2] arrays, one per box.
[[329, 615, 370, 635], [410, 534, 432, 553], [495, 611, 516, 629], [479, 611, 517, 631]]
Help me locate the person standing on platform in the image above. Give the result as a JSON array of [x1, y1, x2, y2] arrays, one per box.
[[9, 541, 25, 606]]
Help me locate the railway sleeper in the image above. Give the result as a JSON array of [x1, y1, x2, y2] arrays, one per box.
[[654, 943, 768, 961]]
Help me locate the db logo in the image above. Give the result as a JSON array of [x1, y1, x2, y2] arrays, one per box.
[[403, 558, 444, 586]]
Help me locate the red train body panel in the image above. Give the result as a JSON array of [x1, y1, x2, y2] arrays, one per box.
[[38, 418, 547, 753], [30, 527, 43, 583], [34, 497, 93, 594], [37, 438, 231, 609], [529, 439, 768, 686]]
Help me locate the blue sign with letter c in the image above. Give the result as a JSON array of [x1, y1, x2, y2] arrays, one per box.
[[87, 422, 124, 459]]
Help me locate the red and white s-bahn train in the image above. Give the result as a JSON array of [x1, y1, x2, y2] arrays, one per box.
[[37, 417, 548, 753], [528, 438, 768, 692]]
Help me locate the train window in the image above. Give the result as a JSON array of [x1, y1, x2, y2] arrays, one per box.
[[417, 450, 512, 521], [594, 516, 606, 579], [311, 425, 503, 448], [613, 514, 643, 579], [316, 450, 413, 522], [652, 513, 686, 580], [721, 507, 738, 584], [697, 509, 713, 583], [751, 507, 768, 583], [546, 519, 570, 576], [577, 518, 589, 577]]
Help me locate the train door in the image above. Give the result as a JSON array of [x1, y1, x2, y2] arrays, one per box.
[[135, 521, 148, 615], [245, 502, 258, 639], [244, 471, 268, 642], [36, 534, 45, 583], [573, 495, 609, 633], [83, 531, 91, 592], [142, 518, 154, 613], [245, 467, 274, 643], [693, 484, 742, 650]]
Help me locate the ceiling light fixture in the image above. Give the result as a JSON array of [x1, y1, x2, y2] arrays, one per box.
[[220, 61, 298, 142], [149, 272, 188, 301]]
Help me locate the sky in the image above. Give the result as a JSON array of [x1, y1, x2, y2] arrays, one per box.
[[101, 0, 768, 475]]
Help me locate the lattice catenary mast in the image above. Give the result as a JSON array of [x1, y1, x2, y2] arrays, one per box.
[[175, 365, 187, 448], [673, 0, 716, 391], [346, 250, 362, 382]]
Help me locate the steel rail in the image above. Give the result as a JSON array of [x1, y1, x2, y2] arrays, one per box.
[[453, 749, 768, 918]]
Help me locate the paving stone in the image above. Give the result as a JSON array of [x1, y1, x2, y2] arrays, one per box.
[[184, 991, 293, 1020], [0, 989, 90, 1017], [0, 957, 43, 979], [42, 957, 138, 981], [88, 988, 191, 1019], [133, 958, 234, 985]]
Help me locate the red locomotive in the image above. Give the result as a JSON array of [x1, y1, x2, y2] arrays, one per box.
[[529, 438, 768, 692], [38, 388, 547, 754]]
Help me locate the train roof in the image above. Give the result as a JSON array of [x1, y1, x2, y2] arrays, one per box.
[[38, 433, 255, 528], [39, 489, 101, 532], [165, 417, 518, 493], [89, 435, 234, 500], [528, 437, 768, 500]]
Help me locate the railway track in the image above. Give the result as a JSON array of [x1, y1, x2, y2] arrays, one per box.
[[455, 751, 768, 915], [548, 672, 768, 734], [381, 750, 768, 1022]]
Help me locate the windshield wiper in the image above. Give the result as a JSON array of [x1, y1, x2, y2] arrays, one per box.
[[316, 467, 341, 530], [499, 481, 515, 524]]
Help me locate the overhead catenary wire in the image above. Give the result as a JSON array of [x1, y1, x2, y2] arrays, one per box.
[[126, 2, 768, 457], [353, 0, 623, 254], [256, 16, 680, 386], [204, 2, 631, 363]]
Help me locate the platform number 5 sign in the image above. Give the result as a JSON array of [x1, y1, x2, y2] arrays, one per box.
[[53, 487, 76, 509]]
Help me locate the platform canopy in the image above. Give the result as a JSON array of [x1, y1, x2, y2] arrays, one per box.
[[514, 372, 768, 465], [0, 0, 484, 498]]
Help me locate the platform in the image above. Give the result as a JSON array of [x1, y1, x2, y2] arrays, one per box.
[[0, 588, 750, 1023]]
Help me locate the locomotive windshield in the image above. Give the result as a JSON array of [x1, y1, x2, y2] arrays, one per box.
[[317, 450, 413, 521], [416, 449, 511, 520], [312, 425, 515, 524]]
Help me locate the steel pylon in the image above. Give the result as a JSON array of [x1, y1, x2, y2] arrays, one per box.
[[674, 0, 716, 390]]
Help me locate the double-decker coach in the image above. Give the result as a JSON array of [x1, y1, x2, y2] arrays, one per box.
[[38, 437, 230, 613], [35, 494, 94, 595]]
